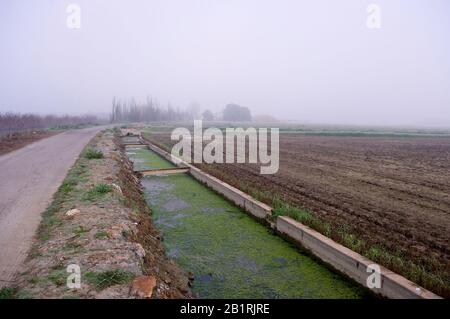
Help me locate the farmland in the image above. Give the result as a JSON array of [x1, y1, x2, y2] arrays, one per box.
[[140, 124, 450, 297], [0, 131, 58, 156]]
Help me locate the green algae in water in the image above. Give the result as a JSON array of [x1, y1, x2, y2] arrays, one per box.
[[141, 173, 367, 299], [127, 148, 367, 298], [126, 147, 175, 171]]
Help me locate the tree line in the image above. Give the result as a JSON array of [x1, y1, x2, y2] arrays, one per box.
[[110, 97, 196, 123], [111, 98, 253, 123], [0, 112, 98, 137]]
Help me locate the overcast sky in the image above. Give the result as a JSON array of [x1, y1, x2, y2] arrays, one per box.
[[1, 0, 449, 126]]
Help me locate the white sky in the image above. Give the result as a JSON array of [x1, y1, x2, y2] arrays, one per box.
[[1, 0, 449, 126]]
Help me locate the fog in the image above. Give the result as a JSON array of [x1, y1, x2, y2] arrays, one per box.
[[1, 0, 449, 126]]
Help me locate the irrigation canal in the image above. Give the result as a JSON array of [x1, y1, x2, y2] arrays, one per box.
[[124, 136, 368, 298]]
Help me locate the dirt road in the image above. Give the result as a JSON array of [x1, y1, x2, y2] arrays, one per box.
[[0, 126, 104, 287]]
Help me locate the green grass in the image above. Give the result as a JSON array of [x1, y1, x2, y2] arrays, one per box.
[[85, 269, 135, 290], [94, 231, 109, 239], [60, 180, 76, 194], [27, 275, 45, 285], [37, 153, 88, 241], [63, 242, 83, 252], [47, 268, 67, 287], [272, 200, 333, 237], [73, 225, 89, 236], [0, 287, 17, 299], [38, 196, 65, 241], [84, 184, 113, 201], [84, 148, 104, 159]]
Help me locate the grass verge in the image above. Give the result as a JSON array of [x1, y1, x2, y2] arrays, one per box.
[[0, 287, 17, 299], [84, 148, 104, 159], [85, 269, 135, 290], [84, 184, 113, 202], [37, 156, 89, 241]]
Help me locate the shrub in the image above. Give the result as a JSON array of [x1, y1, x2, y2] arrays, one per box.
[[85, 148, 103, 159], [60, 180, 75, 194], [84, 184, 113, 201]]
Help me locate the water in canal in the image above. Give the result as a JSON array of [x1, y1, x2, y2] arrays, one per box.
[[126, 145, 367, 299]]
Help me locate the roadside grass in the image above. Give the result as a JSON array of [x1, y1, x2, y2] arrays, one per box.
[[84, 148, 104, 159], [73, 225, 90, 236], [37, 156, 88, 241], [0, 287, 17, 299], [47, 268, 67, 287], [272, 199, 334, 238], [85, 269, 135, 290], [27, 275, 45, 285], [63, 242, 83, 252], [83, 184, 113, 202], [0, 287, 33, 300], [94, 231, 109, 239], [60, 180, 75, 194]]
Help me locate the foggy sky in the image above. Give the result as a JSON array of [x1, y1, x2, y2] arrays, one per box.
[[1, 0, 449, 126]]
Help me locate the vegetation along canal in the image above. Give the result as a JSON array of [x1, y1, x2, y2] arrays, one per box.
[[125, 142, 369, 298]]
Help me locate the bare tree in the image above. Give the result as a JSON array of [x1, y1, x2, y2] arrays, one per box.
[[110, 97, 194, 123], [0, 112, 98, 137]]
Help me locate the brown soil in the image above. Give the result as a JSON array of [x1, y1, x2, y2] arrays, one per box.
[[144, 131, 450, 297], [0, 131, 58, 156]]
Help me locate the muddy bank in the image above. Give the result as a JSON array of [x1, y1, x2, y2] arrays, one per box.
[[11, 129, 190, 298]]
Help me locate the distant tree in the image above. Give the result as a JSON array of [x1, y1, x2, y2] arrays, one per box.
[[187, 102, 201, 120], [202, 110, 214, 121], [222, 103, 252, 122], [110, 97, 193, 123], [0, 112, 98, 137]]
